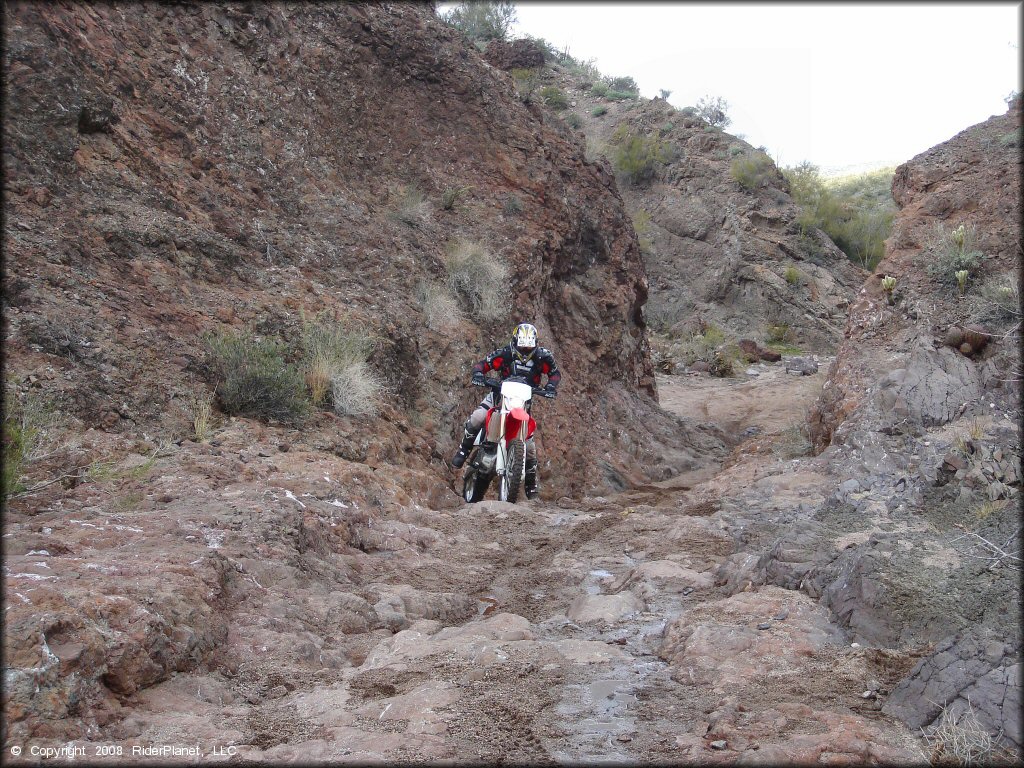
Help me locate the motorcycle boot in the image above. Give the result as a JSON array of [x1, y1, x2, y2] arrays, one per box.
[[525, 456, 539, 499], [451, 426, 479, 469]]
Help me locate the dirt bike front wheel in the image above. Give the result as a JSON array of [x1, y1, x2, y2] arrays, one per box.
[[463, 468, 491, 503], [499, 439, 525, 503]]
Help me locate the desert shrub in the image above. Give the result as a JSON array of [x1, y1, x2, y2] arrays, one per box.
[[695, 95, 731, 128], [728, 144, 744, 157], [539, 86, 568, 109], [511, 67, 542, 103], [3, 387, 43, 497], [731, 151, 776, 191], [589, 81, 609, 97], [605, 75, 639, 94], [784, 265, 802, 285], [677, 106, 698, 118], [998, 127, 1022, 147], [925, 222, 984, 288], [502, 194, 523, 215], [710, 345, 742, 377], [783, 162, 895, 271], [442, 239, 508, 321], [441, 185, 471, 211], [659, 88, 672, 100], [416, 281, 461, 331], [612, 128, 668, 186], [632, 209, 654, 255], [591, 105, 608, 117], [765, 323, 792, 344], [439, 1, 516, 42], [390, 185, 428, 226], [206, 331, 310, 425], [605, 89, 637, 101], [564, 112, 582, 129], [971, 274, 1021, 328]]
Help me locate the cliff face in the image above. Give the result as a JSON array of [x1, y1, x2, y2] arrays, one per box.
[[811, 100, 1021, 448], [3, 2, 720, 499], [564, 94, 865, 354], [806, 100, 1022, 746]]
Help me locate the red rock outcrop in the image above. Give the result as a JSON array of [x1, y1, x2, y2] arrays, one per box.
[[3, 2, 717, 498]]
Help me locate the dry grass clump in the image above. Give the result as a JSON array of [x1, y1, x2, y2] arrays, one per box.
[[301, 313, 379, 416], [390, 185, 429, 226], [184, 389, 215, 442], [922, 700, 1014, 766], [330, 362, 381, 418], [416, 281, 461, 331], [441, 239, 508, 321]]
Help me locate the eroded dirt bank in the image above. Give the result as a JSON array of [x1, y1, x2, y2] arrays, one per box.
[[9, 360, 987, 765]]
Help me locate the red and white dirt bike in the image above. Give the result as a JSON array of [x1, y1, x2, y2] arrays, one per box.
[[462, 375, 555, 504]]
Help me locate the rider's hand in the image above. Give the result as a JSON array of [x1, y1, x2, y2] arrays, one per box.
[[543, 384, 558, 398], [472, 372, 487, 387]]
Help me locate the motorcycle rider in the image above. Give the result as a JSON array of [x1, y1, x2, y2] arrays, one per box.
[[451, 322, 560, 500]]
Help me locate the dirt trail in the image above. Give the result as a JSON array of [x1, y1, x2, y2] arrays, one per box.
[[4, 362, 929, 764]]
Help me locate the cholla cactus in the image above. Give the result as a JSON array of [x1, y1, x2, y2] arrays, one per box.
[[955, 269, 969, 294], [880, 275, 897, 305]]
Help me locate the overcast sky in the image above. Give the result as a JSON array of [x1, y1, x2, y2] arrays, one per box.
[[506, 2, 1021, 173]]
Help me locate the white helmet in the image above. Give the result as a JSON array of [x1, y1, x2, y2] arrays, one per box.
[[512, 323, 538, 361]]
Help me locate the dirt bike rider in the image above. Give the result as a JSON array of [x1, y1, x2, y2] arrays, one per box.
[[451, 322, 560, 500]]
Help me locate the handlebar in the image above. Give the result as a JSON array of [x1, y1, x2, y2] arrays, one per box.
[[471, 377, 556, 399]]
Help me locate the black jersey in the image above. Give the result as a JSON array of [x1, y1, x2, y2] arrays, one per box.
[[472, 344, 561, 390]]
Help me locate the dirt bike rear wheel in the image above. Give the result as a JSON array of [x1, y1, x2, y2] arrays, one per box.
[[499, 439, 525, 503], [463, 469, 491, 503]]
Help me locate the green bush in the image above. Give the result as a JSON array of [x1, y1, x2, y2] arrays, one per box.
[[782, 162, 895, 271], [998, 127, 1022, 147], [439, 1, 516, 42], [590, 81, 609, 97], [612, 128, 668, 186], [442, 239, 509, 321], [765, 323, 792, 344], [564, 112, 582, 129], [695, 95, 731, 128], [605, 75, 639, 94], [206, 331, 310, 424], [730, 151, 776, 191], [539, 86, 568, 109], [632, 209, 654, 254], [605, 89, 637, 101], [511, 67, 542, 103], [591, 105, 608, 117], [783, 265, 802, 285]]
